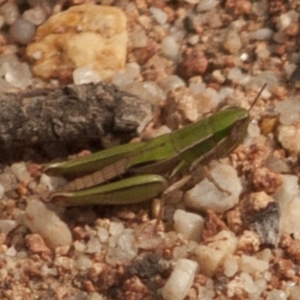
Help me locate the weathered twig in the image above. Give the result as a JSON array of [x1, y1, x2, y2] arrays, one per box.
[[0, 83, 152, 161]]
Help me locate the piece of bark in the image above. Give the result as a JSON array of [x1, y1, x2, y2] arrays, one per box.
[[0, 83, 152, 161]]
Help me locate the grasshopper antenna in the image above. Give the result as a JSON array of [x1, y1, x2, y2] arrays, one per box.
[[249, 83, 267, 111]]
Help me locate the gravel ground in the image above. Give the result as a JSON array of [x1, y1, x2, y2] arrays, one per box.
[[0, 0, 300, 299]]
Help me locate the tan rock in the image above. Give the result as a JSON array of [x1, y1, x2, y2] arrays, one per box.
[[26, 5, 128, 82], [194, 230, 238, 277]]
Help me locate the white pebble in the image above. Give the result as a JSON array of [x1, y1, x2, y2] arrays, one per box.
[[277, 11, 299, 31], [227, 67, 249, 85], [5, 246, 17, 257], [194, 230, 238, 277], [122, 81, 166, 105], [246, 71, 279, 91], [196, 87, 221, 113], [275, 96, 300, 125], [73, 66, 100, 85], [250, 28, 274, 40], [188, 81, 206, 95], [212, 69, 225, 83], [113, 62, 140, 88], [188, 35, 199, 45], [75, 254, 93, 271], [74, 240, 86, 252], [223, 255, 239, 277], [247, 121, 261, 139], [266, 289, 287, 300], [109, 222, 124, 236], [125, 62, 140, 78], [277, 124, 300, 154], [0, 183, 5, 199], [197, 0, 218, 12], [150, 7, 168, 25], [218, 87, 234, 101], [173, 209, 204, 242], [24, 200, 72, 249], [185, 162, 242, 213], [256, 248, 272, 262], [161, 35, 179, 61], [224, 29, 242, 54], [86, 237, 101, 254], [40, 173, 67, 192], [274, 175, 300, 239], [158, 75, 185, 92], [97, 227, 109, 243], [173, 245, 188, 260], [130, 27, 148, 48], [11, 162, 31, 184], [162, 259, 198, 300], [240, 272, 259, 294], [239, 254, 269, 274], [9, 18, 36, 45], [253, 278, 268, 298], [106, 229, 138, 264], [240, 52, 249, 61], [113, 72, 133, 88], [2, 60, 32, 87]]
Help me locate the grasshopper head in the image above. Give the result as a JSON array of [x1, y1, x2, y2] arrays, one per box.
[[208, 107, 250, 157]]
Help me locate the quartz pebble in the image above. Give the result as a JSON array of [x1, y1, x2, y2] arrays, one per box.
[[0, 183, 5, 199], [277, 124, 300, 154], [162, 258, 198, 300], [250, 28, 274, 40], [224, 29, 242, 54], [73, 66, 100, 85], [274, 175, 300, 239], [24, 200, 72, 249], [10, 162, 31, 184], [275, 96, 300, 125], [122, 81, 166, 105], [1, 59, 32, 87], [239, 254, 269, 274], [227, 67, 251, 85], [266, 289, 287, 300], [113, 62, 140, 88], [227, 272, 263, 298], [196, 0, 219, 12], [26, 4, 128, 81], [161, 35, 179, 61], [150, 7, 168, 25], [223, 255, 239, 277], [277, 11, 299, 31], [194, 230, 238, 277], [106, 228, 138, 265], [158, 75, 185, 92], [173, 209, 204, 242], [75, 254, 93, 271], [184, 162, 242, 213]]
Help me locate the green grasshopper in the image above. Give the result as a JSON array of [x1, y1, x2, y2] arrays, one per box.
[[44, 85, 266, 206]]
